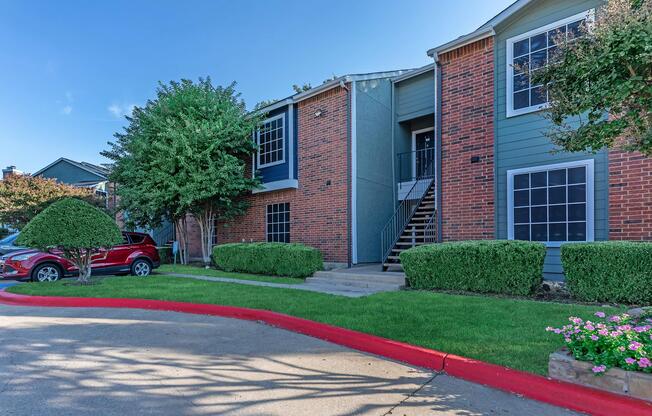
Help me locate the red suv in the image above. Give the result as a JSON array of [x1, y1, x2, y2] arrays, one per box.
[[0, 232, 160, 282]]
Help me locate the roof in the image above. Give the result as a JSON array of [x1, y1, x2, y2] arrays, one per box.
[[427, 0, 535, 58], [392, 63, 434, 83], [32, 157, 109, 179], [255, 69, 413, 113]]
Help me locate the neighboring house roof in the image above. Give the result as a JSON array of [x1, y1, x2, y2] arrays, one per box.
[[426, 0, 536, 57], [32, 157, 109, 181], [255, 69, 414, 113]]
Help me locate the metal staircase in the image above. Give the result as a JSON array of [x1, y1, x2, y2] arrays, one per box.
[[381, 162, 437, 271]]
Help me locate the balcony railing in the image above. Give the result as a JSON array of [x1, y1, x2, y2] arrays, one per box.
[[397, 148, 435, 183]]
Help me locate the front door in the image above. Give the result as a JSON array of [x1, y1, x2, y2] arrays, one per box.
[[414, 129, 434, 179]]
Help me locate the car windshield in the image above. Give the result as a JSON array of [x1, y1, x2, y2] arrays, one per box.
[[0, 233, 19, 245]]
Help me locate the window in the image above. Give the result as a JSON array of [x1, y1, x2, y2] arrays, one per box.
[[257, 114, 285, 168], [506, 10, 593, 117], [266, 203, 290, 243], [212, 217, 219, 246], [507, 160, 594, 246]]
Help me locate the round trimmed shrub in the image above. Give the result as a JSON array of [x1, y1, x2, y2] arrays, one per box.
[[17, 198, 123, 282]]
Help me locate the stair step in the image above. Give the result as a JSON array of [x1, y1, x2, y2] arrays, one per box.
[[312, 271, 405, 285], [306, 277, 403, 291], [383, 263, 404, 270]]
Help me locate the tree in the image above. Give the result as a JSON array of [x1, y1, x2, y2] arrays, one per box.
[[17, 198, 123, 284], [102, 78, 262, 266], [0, 174, 103, 230], [533, 0, 652, 155]]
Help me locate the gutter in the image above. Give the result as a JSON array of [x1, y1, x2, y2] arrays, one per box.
[[434, 57, 443, 243]]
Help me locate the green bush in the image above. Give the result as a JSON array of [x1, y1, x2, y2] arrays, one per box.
[[157, 246, 173, 264], [561, 242, 652, 304], [400, 240, 546, 296], [212, 242, 323, 278]]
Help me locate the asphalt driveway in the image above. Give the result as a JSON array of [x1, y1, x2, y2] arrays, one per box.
[[0, 304, 579, 416]]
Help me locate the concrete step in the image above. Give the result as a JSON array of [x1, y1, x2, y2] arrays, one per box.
[[305, 277, 403, 291]]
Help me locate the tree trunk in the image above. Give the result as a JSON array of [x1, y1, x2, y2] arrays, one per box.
[[174, 216, 189, 265], [72, 249, 93, 285], [193, 203, 215, 268]]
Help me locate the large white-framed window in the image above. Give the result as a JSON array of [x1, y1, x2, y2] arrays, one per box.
[[507, 160, 594, 247], [506, 10, 594, 118], [257, 114, 285, 168]]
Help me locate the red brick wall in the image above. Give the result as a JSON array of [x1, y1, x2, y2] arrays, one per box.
[[438, 37, 495, 241], [608, 151, 652, 240], [205, 85, 351, 263]]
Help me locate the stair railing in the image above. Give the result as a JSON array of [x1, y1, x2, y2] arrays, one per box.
[[423, 212, 437, 244], [380, 159, 435, 266]]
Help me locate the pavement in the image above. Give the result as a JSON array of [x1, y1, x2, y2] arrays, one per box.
[[0, 304, 580, 416], [162, 272, 388, 297]]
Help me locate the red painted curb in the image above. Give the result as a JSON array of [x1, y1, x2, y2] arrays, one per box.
[[1, 290, 651, 416]]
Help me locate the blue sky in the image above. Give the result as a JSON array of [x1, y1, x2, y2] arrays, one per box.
[[0, 0, 513, 173]]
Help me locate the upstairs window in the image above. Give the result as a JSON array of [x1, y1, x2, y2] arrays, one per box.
[[257, 114, 285, 168], [506, 10, 592, 117], [507, 160, 594, 246], [266, 203, 290, 243]]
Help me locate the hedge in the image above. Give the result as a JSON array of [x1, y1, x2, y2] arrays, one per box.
[[561, 242, 652, 304], [212, 242, 323, 278], [157, 246, 173, 264], [400, 240, 546, 296]]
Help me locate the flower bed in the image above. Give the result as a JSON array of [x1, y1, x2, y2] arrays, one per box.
[[547, 311, 652, 375], [547, 311, 652, 400]]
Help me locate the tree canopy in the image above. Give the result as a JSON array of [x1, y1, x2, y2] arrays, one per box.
[[534, 0, 652, 155], [17, 198, 122, 283], [102, 77, 262, 264], [0, 174, 103, 230]]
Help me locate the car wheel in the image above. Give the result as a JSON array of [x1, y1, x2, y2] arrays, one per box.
[[32, 263, 61, 283], [131, 259, 151, 277]]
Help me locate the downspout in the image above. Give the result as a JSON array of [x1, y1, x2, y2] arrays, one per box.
[[341, 80, 353, 268], [434, 54, 443, 243]]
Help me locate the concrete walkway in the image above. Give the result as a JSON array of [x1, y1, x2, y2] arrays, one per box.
[[161, 272, 386, 297], [0, 304, 579, 415]]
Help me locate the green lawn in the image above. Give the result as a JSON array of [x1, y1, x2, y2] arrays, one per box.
[[7, 275, 621, 375], [156, 264, 304, 285]]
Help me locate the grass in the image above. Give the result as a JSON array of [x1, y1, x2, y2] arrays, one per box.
[[156, 264, 304, 285], [7, 275, 623, 376]]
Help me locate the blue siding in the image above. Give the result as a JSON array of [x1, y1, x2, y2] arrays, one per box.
[[257, 106, 293, 183], [395, 71, 434, 122], [494, 0, 606, 280], [355, 78, 395, 263]]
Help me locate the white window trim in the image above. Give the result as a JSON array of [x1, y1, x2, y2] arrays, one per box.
[[256, 113, 286, 169], [505, 9, 594, 118], [507, 159, 594, 247]]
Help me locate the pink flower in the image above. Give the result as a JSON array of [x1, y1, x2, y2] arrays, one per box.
[[609, 315, 621, 323], [565, 337, 572, 343], [594, 311, 606, 318], [629, 341, 643, 351], [638, 358, 652, 368], [610, 331, 623, 337], [599, 329, 609, 336], [625, 358, 637, 365], [592, 365, 607, 373], [618, 346, 626, 352], [585, 324, 595, 331], [634, 326, 650, 333], [570, 317, 583, 324], [545, 326, 554, 332], [617, 325, 632, 331], [590, 335, 599, 341]]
